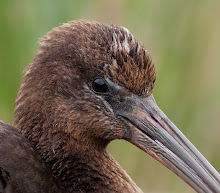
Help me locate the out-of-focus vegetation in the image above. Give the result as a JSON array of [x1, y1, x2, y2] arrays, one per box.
[[0, 1, 219, 192]]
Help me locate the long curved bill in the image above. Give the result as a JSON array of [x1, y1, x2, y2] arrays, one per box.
[[120, 95, 220, 193]]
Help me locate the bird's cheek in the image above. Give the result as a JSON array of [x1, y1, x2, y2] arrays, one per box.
[[97, 119, 126, 141]]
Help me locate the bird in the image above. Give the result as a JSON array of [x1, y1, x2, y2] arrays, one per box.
[[0, 20, 220, 193]]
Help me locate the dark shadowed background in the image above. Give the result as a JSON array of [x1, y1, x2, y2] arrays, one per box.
[[0, 1, 220, 192]]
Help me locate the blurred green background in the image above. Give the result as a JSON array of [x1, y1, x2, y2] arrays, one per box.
[[0, 0, 220, 192]]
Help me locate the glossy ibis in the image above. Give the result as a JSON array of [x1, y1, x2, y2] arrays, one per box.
[[0, 20, 219, 193]]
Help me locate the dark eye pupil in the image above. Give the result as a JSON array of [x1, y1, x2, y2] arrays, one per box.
[[92, 78, 108, 93]]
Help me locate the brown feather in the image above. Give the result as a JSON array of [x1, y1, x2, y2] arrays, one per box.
[[13, 20, 156, 192]]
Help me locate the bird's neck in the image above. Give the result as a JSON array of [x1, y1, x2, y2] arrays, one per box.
[[32, 130, 143, 193], [49, 148, 142, 193]]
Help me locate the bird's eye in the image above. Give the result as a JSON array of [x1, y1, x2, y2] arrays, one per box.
[[91, 77, 109, 93]]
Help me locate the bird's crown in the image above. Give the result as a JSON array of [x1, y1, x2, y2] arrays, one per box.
[[37, 20, 156, 97]]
